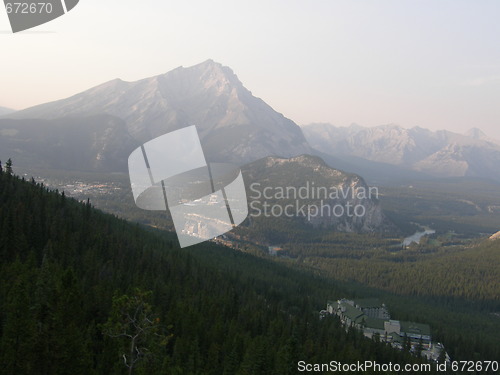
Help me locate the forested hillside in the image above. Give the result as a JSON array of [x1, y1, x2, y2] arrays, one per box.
[[0, 165, 436, 374], [284, 233, 500, 303]]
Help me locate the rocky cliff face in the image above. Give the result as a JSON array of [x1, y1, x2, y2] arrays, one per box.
[[243, 155, 390, 233], [489, 231, 500, 241]]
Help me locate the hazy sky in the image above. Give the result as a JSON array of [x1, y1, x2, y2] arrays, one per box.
[[1, 0, 499, 138]]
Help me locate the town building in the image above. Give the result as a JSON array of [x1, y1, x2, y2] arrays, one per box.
[[268, 246, 284, 256], [324, 299, 448, 362]]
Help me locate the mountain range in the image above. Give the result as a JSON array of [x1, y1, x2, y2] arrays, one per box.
[[3, 60, 499, 183], [5, 60, 311, 165], [0, 61, 389, 234], [2, 62, 499, 372], [303, 123, 500, 182], [2, 60, 499, 235]]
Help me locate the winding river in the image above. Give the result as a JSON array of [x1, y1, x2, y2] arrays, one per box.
[[402, 228, 436, 246]]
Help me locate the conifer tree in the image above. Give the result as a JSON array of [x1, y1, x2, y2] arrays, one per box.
[[5, 158, 13, 176]]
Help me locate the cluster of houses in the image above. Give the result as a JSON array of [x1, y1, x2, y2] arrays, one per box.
[[321, 298, 449, 362]]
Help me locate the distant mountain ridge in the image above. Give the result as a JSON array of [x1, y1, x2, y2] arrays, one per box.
[[0, 106, 15, 116], [302, 123, 500, 182], [5, 60, 498, 186], [7, 60, 311, 165]]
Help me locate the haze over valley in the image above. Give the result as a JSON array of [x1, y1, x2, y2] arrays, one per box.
[[2, 1, 500, 372], [1, 60, 499, 372]]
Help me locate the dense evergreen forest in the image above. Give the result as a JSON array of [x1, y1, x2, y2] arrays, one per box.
[[0, 164, 448, 374], [279, 232, 500, 303]]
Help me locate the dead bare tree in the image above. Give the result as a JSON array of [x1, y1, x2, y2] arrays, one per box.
[[101, 289, 170, 375]]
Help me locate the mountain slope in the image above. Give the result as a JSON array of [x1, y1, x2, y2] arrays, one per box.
[[0, 167, 432, 374], [236, 155, 393, 244], [302, 123, 500, 181], [0, 115, 137, 172], [0, 106, 14, 116], [8, 60, 311, 164]]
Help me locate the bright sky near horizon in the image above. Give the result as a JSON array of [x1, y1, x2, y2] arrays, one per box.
[[1, 0, 499, 138]]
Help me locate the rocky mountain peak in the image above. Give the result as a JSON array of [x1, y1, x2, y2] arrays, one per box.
[[5, 61, 311, 165], [465, 127, 488, 140], [155, 59, 243, 99]]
